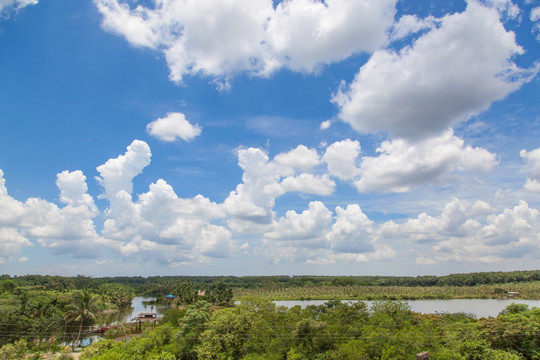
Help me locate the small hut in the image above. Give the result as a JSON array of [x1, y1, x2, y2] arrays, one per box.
[[134, 313, 160, 330]]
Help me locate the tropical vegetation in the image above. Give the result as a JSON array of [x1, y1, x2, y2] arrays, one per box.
[[1, 270, 540, 359], [77, 298, 539, 360]]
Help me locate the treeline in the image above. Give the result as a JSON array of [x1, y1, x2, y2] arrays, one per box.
[[0, 279, 134, 348], [0, 276, 233, 357], [3, 270, 540, 292], [76, 299, 539, 360], [146, 281, 234, 306]]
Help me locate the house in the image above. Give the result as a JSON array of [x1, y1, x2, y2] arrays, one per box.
[[136, 313, 158, 319]]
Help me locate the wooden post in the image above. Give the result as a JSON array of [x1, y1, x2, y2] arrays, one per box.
[[416, 352, 429, 360]]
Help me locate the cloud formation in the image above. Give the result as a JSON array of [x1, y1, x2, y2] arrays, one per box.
[[94, 0, 396, 85], [322, 139, 361, 181], [334, 1, 537, 140], [380, 199, 540, 264], [531, 6, 540, 41], [380, 198, 540, 264], [0, 169, 101, 259], [355, 130, 497, 192], [1, 137, 539, 268], [147, 112, 201, 142], [520, 147, 540, 192], [96, 140, 151, 200], [0, 0, 37, 17], [223, 145, 333, 233]]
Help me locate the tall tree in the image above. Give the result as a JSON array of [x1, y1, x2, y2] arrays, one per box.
[[63, 290, 99, 346]]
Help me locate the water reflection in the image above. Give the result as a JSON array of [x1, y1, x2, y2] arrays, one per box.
[[94, 297, 165, 326], [82, 297, 162, 346], [273, 299, 540, 318]]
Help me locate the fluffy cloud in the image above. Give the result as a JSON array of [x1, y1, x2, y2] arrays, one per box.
[[334, 1, 537, 140], [57, 170, 97, 209], [273, 145, 320, 173], [0, 169, 101, 259], [355, 130, 497, 192], [0, 141, 232, 265], [481, 0, 520, 19], [264, 201, 332, 243], [0, 228, 31, 264], [327, 204, 374, 253], [260, 202, 396, 265], [532, 7, 540, 21], [280, 174, 335, 195], [0, 0, 38, 17], [389, 14, 437, 42], [93, 140, 231, 263], [380, 198, 540, 263], [520, 147, 540, 192], [223, 145, 333, 232], [102, 178, 232, 262], [5, 138, 540, 268], [322, 139, 361, 180], [146, 112, 201, 142], [265, 0, 396, 73], [94, 0, 396, 85], [96, 140, 151, 200], [380, 198, 494, 243]]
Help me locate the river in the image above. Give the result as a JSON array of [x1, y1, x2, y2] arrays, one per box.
[[122, 297, 540, 320], [273, 299, 540, 318]]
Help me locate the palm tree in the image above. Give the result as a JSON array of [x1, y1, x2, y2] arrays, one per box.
[[63, 290, 98, 346]]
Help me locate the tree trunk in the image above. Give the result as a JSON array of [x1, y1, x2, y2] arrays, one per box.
[[76, 319, 83, 347]]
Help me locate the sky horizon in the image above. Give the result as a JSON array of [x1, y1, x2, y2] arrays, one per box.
[[1, 0, 540, 277]]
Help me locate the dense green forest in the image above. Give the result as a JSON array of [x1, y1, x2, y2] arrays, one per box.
[[0, 270, 539, 359], [80, 299, 540, 359], [4, 269, 540, 293]]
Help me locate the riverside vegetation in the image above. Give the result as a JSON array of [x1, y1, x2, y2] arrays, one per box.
[[0, 270, 539, 359]]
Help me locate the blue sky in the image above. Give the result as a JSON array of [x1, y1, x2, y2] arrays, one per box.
[[1, 0, 539, 276]]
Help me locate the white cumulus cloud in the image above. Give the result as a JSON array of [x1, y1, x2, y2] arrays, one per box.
[[380, 198, 540, 264], [327, 204, 374, 253], [334, 1, 537, 141], [0, 0, 38, 17], [322, 139, 361, 180], [264, 201, 332, 243], [94, 0, 396, 85], [355, 130, 497, 193], [146, 112, 201, 142], [0, 169, 102, 259], [96, 140, 151, 200], [0, 228, 31, 264], [223, 145, 332, 232], [520, 147, 540, 192]]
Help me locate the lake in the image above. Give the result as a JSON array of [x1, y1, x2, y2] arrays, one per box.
[[274, 299, 540, 318]]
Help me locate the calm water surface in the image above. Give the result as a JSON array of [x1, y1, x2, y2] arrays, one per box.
[[83, 297, 167, 346], [273, 299, 540, 318]]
